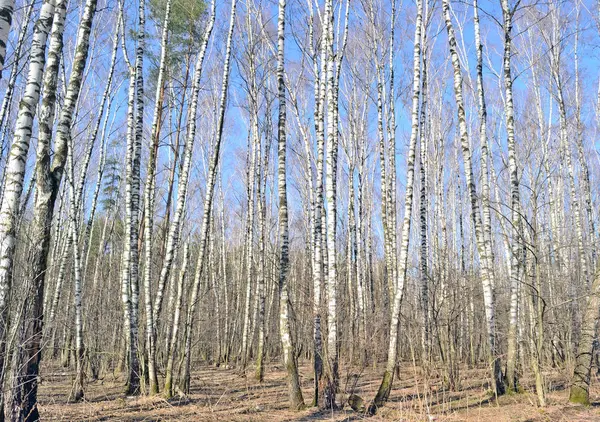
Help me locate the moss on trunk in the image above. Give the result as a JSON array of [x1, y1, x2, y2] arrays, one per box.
[[368, 369, 393, 415], [569, 385, 590, 405]]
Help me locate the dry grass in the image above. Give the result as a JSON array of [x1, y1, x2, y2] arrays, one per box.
[[37, 361, 600, 421]]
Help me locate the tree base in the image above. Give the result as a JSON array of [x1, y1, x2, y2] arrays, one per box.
[[68, 388, 84, 403], [569, 385, 590, 405], [368, 369, 393, 415]]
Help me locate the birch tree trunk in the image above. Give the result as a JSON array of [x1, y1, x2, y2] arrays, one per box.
[[371, 6, 391, 301], [0, 0, 34, 154], [143, 0, 172, 395], [386, 0, 398, 300], [574, 21, 595, 264], [241, 124, 258, 369], [66, 140, 85, 403], [275, 0, 304, 409], [309, 0, 325, 405], [255, 99, 272, 382], [180, 0, 236, 394], [164, 242, 189, 398], [81, 34, 119, 274], [551, 12, 588, 296], [151, 0, 216, 328], [528, 188, 546, 406], [501, 0, 524, 393], [0, 0, 15, 78], [418, 28, 429, 362], [120, 0, 146, 395], [443, 0, 504, 396], [13, 1, 67, 416], [370, 0, 423, 411], [473, 0, 494, 303], [0, 0, 58, 417], [323, 0, 349, 408], [13, 0, 98, 415]]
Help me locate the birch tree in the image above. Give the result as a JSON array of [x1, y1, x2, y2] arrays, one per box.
[[443, 0, 504, 395], [143, 0, 172, 395], [501, 0, 524, 393], [275, 0, 304, 409], [0, 0, 34, 151], [0, 0, 59, 416], [151, 0, 216, 336], [0, 0, 14, 77], [323, 0, 338, 408], [370, 0, 423, 411], [149, 7, 212, 353], [120, 0, 146, 395], [180, 0, 237, 394]]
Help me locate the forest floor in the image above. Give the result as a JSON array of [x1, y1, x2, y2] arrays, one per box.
[[37, 360, 600, 421]]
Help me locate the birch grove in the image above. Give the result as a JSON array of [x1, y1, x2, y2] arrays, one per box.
[[0, 0, 600, 419]]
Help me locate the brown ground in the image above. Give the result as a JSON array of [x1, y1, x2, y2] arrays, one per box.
[[37, 361, 600, 421]]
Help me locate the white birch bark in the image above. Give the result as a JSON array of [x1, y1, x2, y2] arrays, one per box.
[[418, 38, 429, 361], [164, 242, 189, 398], [82, 83, 117, 275], [553, 55, 588, 289], [473, 0, 494, 288], [255, 99, 271, 381], [443, 0, 504, 395], [14, 0, 99, 414], [15, 1, 68, 409], [276, 0, 304, 409], [241, 124, 258, 368], [120, 0, 146, 395], [143, 0, 172, 395], [0, 0, 15, 77], [502, 0, 523, 392], [180, 0, 236, 394], [386, 0, 398, 296], [66, 138, 85, 403], [151, 0, 216, 325], [309, 0, 325, 405], [0, 0, 34, 159], [370, 0, 422, 411], [0, 0, 58, 416], [574, 23, 595, 264], [323, 0, 350, 408]]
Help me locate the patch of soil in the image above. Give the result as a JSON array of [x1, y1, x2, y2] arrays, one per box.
[[36, 361, 600, 421]]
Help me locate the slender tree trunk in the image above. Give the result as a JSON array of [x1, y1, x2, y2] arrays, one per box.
[[0, 0, 15, 78], [573, 9, 595, 266], [443, 0, 504, 396], [0, 0, 33, 159], [473, 0, 494, 304], [180, 0, 236, 394], [255, 102, 272, 381], [370, 0, 423, 411], [0, 0, 58, 412], [66, 141, 85, 403], [164, 242, 189, 398], [322, 0, 349, 408], [275, 0, 304, 409], [309, 0, 325, 405], [501, 0, 523, 393], [143, 0, 172, 395], [418, 31, 429, 362], [119, 0, 146, 395], [387, 0, 398, 302], [241, 129, 258, 369], [528, 190, 546, 406], [151, 0, 216, 328], [14, 0, 98, 415]]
